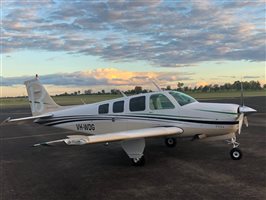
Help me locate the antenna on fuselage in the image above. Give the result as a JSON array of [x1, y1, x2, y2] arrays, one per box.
[[120, 90, 127, 97], [151, 80, 162, 92]]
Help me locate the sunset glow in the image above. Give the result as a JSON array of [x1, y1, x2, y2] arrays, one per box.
[[1, 0, 265, 97]]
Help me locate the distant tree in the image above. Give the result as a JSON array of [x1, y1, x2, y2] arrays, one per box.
[[213, 84, 219, 92], [197, 86, 203, 91], [202, 85, 210, 92], [249, 81, 261, 90], [111, 89, 119, 94], [177, 82, 184, 91], [183, 86, 189, 91], [142, 89, 148, 93], [224, 83, 232, 91], [84, 89, 92, 95], [232, 81, 241, 90], [135, 86, 142, 94], [264, 84, 266, 89], [166, 85, 171, 90], [101, 89, 105, 94]]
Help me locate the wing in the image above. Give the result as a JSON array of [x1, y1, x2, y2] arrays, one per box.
[[1, 113, 53, 125], [33, 127, 183, 146]]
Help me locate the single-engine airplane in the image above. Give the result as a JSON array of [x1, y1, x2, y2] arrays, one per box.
[[3, 76, 256, 166]]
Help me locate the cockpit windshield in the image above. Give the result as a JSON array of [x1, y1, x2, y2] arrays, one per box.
[[169, 91, 197, 106]]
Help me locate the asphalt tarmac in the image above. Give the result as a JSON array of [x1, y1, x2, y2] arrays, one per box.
[[1, 96, 265, 200]]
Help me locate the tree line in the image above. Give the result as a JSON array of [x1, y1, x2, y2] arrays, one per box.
[[57, 80, 265, 96], [174, 80, 264, 92]]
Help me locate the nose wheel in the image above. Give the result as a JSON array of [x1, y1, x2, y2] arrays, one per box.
[[227, 136, 242, 160], [230, 148, 242, 160]]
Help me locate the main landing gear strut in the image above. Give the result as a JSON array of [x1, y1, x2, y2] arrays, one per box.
[[121, 138, 146, 166], [228, 136, 242, 160]]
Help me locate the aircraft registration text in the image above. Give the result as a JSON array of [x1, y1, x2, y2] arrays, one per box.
[[76, 123, 95, 131]]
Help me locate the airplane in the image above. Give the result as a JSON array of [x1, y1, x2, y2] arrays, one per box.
[[3, 76, 257, 166]]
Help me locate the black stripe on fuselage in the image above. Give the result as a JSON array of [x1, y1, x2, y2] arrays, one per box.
[[36, 114, 238, 126]]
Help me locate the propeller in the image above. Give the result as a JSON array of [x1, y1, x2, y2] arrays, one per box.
[[237, 80, 256, 134]]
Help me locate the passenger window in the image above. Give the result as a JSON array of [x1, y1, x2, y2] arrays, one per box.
[[130, 96, 146, 111], [98, 103, 109, 114], [113, 101, 124, 113], [150, 94, 175, 110]]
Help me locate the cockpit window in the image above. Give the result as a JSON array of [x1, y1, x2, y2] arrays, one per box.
[[169, 91, 197, 106], [150, 94, 175, 110]]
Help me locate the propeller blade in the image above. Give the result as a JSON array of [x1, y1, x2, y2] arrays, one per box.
[[238, 113, 244, 134], [240, 80, 244, 106], [244, 116, 248, 127]]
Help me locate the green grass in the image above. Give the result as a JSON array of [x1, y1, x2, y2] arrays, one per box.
[[0, 94, 122, 109], [0, 90, 265, 109], [186, 90, 266, 99]]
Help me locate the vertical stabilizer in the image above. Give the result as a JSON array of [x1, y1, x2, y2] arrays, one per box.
[[24, 77, 61, 116]]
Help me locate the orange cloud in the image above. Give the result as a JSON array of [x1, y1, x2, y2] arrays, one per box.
[[196, 81, 209, 87], [80, 68, 170, 86]]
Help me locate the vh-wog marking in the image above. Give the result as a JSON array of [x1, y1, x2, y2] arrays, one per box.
[[76, 123, 95, 131]]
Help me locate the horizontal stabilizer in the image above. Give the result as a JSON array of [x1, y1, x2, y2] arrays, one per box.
[[33, 139, 65, 147], [2, 113, 53, 125]]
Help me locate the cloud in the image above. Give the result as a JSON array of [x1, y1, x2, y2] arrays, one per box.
[[1, 73, 107, 87], [243, 76, 261, 79], [2, 0, 265, 67], [1, 68, 194, 87], [218, 75, 237, 79]]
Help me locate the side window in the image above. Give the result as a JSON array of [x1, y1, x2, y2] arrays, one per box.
[[113, 101, 124, 113], [98, 103, 109, 114], [150, 94, 175, 110], [130, 96, 146, 112]]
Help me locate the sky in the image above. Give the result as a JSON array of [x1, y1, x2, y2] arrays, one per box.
[[1, 0, 265, 97]]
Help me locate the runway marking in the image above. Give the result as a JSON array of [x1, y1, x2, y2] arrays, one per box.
[[0, 131, 75, 141]]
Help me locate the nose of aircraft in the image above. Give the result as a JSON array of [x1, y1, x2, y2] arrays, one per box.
[[238, 106, 257, 114]]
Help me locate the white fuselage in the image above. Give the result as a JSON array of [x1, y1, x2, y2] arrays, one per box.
[[36, 91, 240, 141]]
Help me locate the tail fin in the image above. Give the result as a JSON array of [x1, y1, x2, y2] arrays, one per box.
[[24, 76, 61, 116]]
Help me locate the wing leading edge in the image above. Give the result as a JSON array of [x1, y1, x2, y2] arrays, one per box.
[[33, 127, 183, 146]]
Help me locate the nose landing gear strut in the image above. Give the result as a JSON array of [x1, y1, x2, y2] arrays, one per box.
[[228, 136, 242, 160]]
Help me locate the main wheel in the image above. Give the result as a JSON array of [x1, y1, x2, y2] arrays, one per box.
[[230, 148, 242, 160], [165, 137, 177, 147], [131, 156, 145, 166]]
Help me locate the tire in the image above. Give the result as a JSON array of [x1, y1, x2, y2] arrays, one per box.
[[230, 148, 242, 160], [165, 137, 177, 148], [131, 156, 145, 166]]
